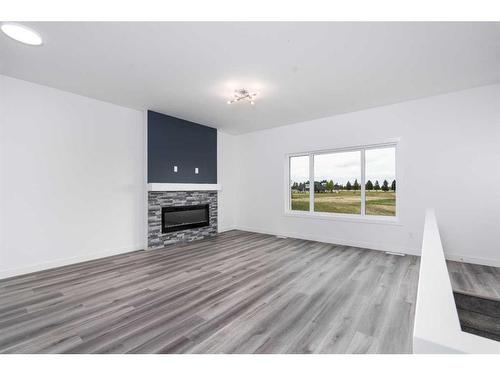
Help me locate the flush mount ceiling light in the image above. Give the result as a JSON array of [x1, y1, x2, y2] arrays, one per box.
[[1, 23, 43, 46], [227, 89, 258, 105]]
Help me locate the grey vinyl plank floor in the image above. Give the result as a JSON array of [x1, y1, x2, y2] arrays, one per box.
[[0, 230, 420, 354], [447, 260, 500, 300]]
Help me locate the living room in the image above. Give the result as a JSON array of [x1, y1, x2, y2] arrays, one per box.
[[1, 1, 500, 373]]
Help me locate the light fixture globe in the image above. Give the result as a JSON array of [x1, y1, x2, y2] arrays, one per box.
[[1, 23, 43, 46]]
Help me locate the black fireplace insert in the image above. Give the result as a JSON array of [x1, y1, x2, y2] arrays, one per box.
[[161, 204, 210, 233]]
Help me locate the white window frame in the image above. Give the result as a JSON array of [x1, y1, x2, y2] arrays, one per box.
[[284, 141, 400, 225]]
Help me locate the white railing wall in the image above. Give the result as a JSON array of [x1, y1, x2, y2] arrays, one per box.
[[413, 209, 500, 353]]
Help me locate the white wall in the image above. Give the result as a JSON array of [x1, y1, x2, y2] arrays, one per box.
[[232, 84, 500, 264], [217, 130, 237, 232], [0, 75, 146, 278]]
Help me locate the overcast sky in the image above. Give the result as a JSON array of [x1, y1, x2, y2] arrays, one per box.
[[290, 147, 395, 185]]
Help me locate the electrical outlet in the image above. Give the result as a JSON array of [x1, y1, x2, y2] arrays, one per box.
[[173, 166, 178, 173]]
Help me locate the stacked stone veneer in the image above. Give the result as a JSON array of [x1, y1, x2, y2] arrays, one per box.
[[148, 191, 218, 249]]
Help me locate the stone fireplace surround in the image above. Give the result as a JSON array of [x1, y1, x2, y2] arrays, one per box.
[[147, 189, 218, 249]]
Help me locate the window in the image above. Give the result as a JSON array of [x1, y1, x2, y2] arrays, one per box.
[[290, 155, 310, 211], [365, 147, 396, 216], [314, 151, 361, 214], [287, 144, 397, 219]]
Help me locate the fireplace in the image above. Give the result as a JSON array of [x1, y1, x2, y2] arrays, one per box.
[[162, 204, 210, 233], [148, 191, 217, 249]]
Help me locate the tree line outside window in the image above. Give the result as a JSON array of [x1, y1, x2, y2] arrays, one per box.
[[291, 179, 396, 192]]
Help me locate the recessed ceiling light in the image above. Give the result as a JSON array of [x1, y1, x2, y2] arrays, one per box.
[[1, 23, 43, 46]]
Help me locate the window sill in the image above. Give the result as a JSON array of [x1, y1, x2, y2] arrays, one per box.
[[283, 210, 402, 226]]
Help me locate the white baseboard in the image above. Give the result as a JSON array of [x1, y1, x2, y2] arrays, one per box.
[[445, 253, 500, 268], [218, 226, 237, 233], [4, 230, 497, 281], [233, 225, 421, 256], [0, 244, 144, 280]]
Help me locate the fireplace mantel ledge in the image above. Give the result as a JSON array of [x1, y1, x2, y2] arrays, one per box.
[[148, 183, 222, 192]]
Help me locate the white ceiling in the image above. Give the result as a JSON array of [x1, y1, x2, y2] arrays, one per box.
[[1, 22, 500, 134]]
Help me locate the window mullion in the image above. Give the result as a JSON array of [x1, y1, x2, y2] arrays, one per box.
[[309, 154, 314, 213], [288, 156, 292, 211], [361, 149, 366, 216]]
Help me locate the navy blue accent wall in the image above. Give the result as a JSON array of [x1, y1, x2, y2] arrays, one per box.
[[148, 111, 217, 183]]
